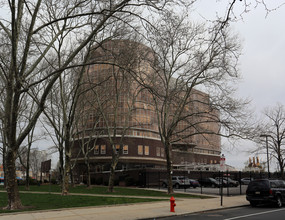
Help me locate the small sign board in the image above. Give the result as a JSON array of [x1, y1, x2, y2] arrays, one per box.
[[41, 159, 51, 173]]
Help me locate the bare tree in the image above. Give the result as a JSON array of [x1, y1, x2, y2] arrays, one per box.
[[17, 126, 37, 190], [73, 101, 101, 188], [0, 0, 174, 210], [255, 104, 285, 178], [30, 148, 48, 180], [43, 63, 88, 194], [17, 87, 45, 190], [83, 40, 145, 192], [133, 9, 249, 194]]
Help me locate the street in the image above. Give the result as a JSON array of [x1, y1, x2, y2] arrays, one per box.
[[161, 206, 285, 220]]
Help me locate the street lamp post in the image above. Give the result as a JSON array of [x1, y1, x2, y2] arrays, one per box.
[[260, 134, 271, 179]]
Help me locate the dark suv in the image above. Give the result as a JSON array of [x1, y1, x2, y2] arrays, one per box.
[[246, 179, 285, 207]]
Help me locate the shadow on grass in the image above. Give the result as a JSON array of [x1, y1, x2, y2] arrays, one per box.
[[0, 192, 164, 213], [0, 185, 211, 199]]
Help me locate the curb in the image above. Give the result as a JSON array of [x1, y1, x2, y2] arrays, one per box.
[[140, 204, 250, 220]]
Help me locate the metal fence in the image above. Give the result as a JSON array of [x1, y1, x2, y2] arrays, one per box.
[[126, 169, 284, 196], [86, 168, 284, 196]]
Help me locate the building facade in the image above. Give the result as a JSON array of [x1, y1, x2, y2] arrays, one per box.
[[72, 40, 221, 175]]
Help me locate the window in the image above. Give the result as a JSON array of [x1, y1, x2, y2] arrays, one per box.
[[138, 145, 143, 155], [156, 147, 160, 157], [123, 145, 128, 155], [144, 146, 149, 155], [115, 145, 120, 154], [101, 145, 106, 154], [161, 148, 164, 157], [94, 145, 99, 155]]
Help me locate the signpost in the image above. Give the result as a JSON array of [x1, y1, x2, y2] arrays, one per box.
[[40, 159, 51, 182]]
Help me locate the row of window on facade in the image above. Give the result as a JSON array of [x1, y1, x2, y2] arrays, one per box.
[[190, 148, 220, 155], [94, 145, 165, 157], [196, 158, 218, 164], [85, 128, 161, 139]]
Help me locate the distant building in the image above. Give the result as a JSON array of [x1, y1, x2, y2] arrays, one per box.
[[72, 40, 221, 176], [243, 156, 265, 172]]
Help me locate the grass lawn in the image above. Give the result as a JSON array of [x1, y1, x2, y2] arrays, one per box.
[[2, 184, 211, 199], [0, 192, 163, 213], [0, 185, 211, 213]]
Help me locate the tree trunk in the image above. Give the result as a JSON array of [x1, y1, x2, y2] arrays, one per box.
[[5, 150, 23, 210], [25, 150, 30, 190], [62, 141, 71, 195], [165, 142, 173, 194], [108, 152, 119, 193], [59, 147, 64, 184], [2, 146, 6, 188], [280, 167, 284, 179], [108, 163, 116, 192], [85, 157, 91, 188], [62, 154, 70, 195], [279, 161, 284, 179], [70, 168, 75, 188]]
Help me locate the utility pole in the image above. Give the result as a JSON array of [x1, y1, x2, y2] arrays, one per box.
[[260, 134, 271, 178]]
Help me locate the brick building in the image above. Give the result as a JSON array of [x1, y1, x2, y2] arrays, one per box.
[[72, 40, 221, 176]]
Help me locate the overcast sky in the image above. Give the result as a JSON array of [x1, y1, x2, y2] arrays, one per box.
[[1, 1, 284, 171], [194, 0, 285, 170], [30, 1, 285, 170]]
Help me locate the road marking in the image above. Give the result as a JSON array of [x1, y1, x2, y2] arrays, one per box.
[[224, 208, 285, 220]]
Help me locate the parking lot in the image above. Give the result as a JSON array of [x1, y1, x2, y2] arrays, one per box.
[[168, 184, 249, 196]]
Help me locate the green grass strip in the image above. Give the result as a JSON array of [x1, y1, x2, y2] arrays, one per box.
[[0, 185, 210, 199], [0, 192, 163, 213]]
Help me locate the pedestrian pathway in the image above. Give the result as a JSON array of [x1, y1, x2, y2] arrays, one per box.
[[0, 192, 249, 220]]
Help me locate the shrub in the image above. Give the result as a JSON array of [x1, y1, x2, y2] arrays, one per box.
[[103, 180, 108, 186], [125, 177, 135, 186], [51, 178, 57, 184], [114, 179, 119, 186], [95, 177, 103, 185]]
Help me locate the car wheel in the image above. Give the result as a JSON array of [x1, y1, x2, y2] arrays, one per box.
[[175, 183, 179, 189], [162, 183, 167, 188], [250, 201, 258, 207], [211, 184, 215, 188], [276, 196, 282, 208]]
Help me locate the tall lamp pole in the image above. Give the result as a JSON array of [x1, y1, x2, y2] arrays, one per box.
[[260, 134, 271, 179]]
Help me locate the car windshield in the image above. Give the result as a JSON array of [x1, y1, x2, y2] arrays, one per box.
[[248, 180, 269, 190], [278, 180, 285, 187]]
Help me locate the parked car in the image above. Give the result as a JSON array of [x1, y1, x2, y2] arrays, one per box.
[[198, 178, 221, 188], [241, 177, 254, 185], [215, 177, 229, 187], [161, 176, 191, 189], [246, 179, 285, 207], [188, 179, 200, 188], [215, 177, 239, 187]]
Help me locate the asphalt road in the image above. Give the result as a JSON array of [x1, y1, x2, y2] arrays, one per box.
[[161, 206, 285, 220]]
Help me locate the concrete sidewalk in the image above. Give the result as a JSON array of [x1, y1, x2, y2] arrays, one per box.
[[0, 194, 249, 220]]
